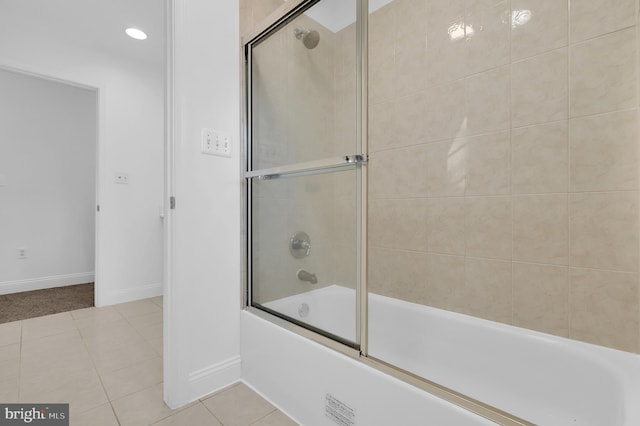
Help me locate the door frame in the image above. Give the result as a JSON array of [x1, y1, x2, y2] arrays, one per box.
[[0, 61, 105, 306]]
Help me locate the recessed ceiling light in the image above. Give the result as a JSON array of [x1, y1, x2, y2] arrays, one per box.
[[125, 28, 147, 40]]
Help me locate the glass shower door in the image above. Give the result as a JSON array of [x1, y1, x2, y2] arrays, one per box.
[[246, 0, 362, 346]]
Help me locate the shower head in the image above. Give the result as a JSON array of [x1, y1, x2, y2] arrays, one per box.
[[294, 28, 320, 49]]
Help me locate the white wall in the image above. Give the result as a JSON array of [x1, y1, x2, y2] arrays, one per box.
[[0, 21, 165, 305], [0, 69, 96, 294], [164, 0, 241, 407]]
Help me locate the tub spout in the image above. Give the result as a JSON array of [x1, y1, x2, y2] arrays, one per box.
[[297, 269, 318, 284]]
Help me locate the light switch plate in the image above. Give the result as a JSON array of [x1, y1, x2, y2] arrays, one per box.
[[201, 128, 231, 158]]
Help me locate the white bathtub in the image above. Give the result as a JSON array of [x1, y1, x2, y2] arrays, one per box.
[[262, 285, 640, 425]]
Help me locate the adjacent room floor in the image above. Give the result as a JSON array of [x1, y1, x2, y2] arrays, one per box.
[[0, 296, 297, 426]]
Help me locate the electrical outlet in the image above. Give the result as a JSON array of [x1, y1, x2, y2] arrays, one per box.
[[115, 173, 129, 184], [16, 248, 27, 259]]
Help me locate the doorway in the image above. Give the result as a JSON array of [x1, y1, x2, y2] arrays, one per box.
[[0, 67, 99, 321]]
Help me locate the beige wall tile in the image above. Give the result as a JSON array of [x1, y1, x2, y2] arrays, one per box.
[[395, 38, 428, 97], [395, 0, 428, 42], [512, 48, 568, 128], [426, 0, 465, 23], [369, 1, 396, 48], [332, 196, 357, 248], [427, 197, 465, 255], [513, 263, 570, 337], [369, 145, 428, 199], [511, 0, 568, 61], [465, 131, 510, 196], [457, 258, 512, 324], [465, 66, 510, 136], [570, 192, 639, 272], [570, 28, 637, 118], [465, 196, 512, 260], [512, 121, 569, 194], [240, 0, 284, 34], [513, 195, 569, 265], [369, 43, 395, 106], [424, 0, 465, 86], [426, 19, 466, 87], [369, 198, 428, 251], [570, 109, 639, 192], [465, 1, 510, 75], [425, 254, 465, 310], [426, 139, 467, 197], [570, 0, 636, 43], [571, 268, 639, 352], [368, 247, 429, 303], [369, 101, 395, 152], [424, 81, 467, 142], [369, 2, 396, 105], [394, 92, 426, 146]]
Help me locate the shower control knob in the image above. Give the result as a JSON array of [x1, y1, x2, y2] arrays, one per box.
[[290, 231, 311, 258]]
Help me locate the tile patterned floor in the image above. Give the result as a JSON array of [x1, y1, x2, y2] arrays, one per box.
[[0, 296, 298, 426]]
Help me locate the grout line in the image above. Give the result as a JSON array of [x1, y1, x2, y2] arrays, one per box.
[[108, 402, 122, 426], [508, 0, 514, 327], [566, 0, 574, 342]]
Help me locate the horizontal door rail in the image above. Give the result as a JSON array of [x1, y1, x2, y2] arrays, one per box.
[[244, 154, 367, 180]]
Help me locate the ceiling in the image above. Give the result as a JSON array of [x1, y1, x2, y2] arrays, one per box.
[[0, 0, 165, 67]]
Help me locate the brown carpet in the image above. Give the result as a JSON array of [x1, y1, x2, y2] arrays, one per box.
[[0, 283, 94, 324]]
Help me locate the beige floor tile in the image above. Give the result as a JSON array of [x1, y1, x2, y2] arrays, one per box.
[[20, 364, 98, 398], [72, 306, 124, 329], [0, 321, 21, 347], [71, 403, 119, 426], [114, 300, 161, 319], [89, 338, 158, 374], [79, 318, 145, 351], [251, 410, 299, 426], [0, 378, 19, 402], [112, 382, 183, 426], [0, 357, 20, 382], [20, 368, 108, 417], [21, 312, 76, 341], [0, 343, 19, 362], [152, 402, 222, 426], [138, 322, 162, 342], [100, 356, 163, 401], [149, 296, 163, 308], [202, 383, 276, 426], [126, 311, 162, 331], [148, 337, 163, 357], [21, 329, 84, 358], [20, 332, 94, 384]]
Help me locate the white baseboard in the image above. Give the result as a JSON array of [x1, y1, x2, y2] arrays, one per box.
[[186, 356, 242, 403], [0, 272, 94, 295], [97, 282, 163, 307]]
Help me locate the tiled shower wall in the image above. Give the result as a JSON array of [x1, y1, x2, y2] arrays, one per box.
[[368, 0, 640, 353], [242, 0, 640, 354]]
